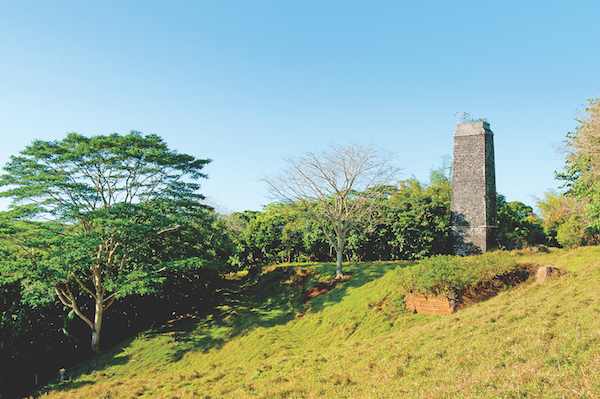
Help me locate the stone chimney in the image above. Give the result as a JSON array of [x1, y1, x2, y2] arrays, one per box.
[[450, 121, 497, 255]]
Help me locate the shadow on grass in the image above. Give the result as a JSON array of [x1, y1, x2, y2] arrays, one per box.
[[42, 260, 414, 391], [163, 266, 307, 360], [306, 261, 415, 312], [39, 379, 95, 396], [35, 339, 133, 397]]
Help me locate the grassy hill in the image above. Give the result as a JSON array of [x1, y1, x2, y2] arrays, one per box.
[[36, 247, 600, 398]]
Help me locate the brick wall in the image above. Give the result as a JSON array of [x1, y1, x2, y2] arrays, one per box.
[[405, 293, 456, 316]]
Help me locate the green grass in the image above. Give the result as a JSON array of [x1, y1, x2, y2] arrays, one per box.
[[38, 247, 600, 398]]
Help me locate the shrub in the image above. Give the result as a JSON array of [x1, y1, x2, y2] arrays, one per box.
[[401, 252, 521, 296], [556, 216, 587, 247]]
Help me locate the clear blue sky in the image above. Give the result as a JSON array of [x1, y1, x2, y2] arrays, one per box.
[[1, 1, 599, 213]]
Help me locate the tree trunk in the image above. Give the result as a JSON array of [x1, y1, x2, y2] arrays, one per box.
[[54, 285, 107, 354], [335, 233, 344, 279], [91, 298, 104, 353]]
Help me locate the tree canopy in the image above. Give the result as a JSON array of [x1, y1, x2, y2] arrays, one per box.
[[558, 99, 600, 224], [554, 97, 600, 244], [0, 131, 222, 352]]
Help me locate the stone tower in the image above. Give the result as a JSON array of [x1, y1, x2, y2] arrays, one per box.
[[450, 121, 496, 255]]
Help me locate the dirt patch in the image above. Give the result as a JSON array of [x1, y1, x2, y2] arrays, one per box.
[[277, 267, 341, 303], [303, 278, 345, 300], [288, 268, 350, 301], [455, 266, 533, 311], [292, 270, 348, 319], [284, 268, 310, 288]]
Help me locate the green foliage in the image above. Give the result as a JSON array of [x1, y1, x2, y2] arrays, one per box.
[[496, 194, 546, 249], [556, 216, 587, 247], [0, 278, 83, 399], [385, 175, 452, 260], [0, 131, 229, 353], [391, 293, 411, 313], [230, 161, 454, 267], [226, 204, 330, 267], [403, 252, 522, 295], [557, 97, 600, 231], [341, 161, 453, 262], [455, 111, 488, 124], [536, 189, 584, 245], [0, 132, 209, 217]]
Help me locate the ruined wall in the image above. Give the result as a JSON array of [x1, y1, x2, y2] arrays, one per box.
[[450, 121, 497, 255], [405, 293, 456, 316]]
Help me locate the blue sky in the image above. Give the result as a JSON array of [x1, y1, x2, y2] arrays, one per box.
[[1, 1, 599, 213]]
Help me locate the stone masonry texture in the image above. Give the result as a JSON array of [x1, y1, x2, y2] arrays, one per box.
[[450, 121, 497, 255]]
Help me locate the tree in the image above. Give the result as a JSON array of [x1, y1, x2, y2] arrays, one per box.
[[240, 205, 290, 265], [536, 189, 587, 245], [264, 143, 399, 279], [557, 97, 600, 229], [0, 131, 217, 352], [385, 176, 452, 260], [556, 216, 587, 247], [495, 195, 546, 249]]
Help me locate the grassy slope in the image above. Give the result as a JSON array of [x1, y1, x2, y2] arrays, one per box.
[[38, 247, 600, 398]]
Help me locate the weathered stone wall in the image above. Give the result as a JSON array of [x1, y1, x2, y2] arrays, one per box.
[[451, 121, 497, 255]]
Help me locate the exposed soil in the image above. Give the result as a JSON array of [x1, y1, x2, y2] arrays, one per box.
[[454, 265, 534, 311], [285, 268, 348, 301], [304, 279, 341, 299]]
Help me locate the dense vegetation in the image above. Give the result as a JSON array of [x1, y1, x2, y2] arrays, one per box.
[[0, 135, 557, 398], [553, 97, 600, 246], [2, 95, 600, 397], [227, 166, 548, 268]]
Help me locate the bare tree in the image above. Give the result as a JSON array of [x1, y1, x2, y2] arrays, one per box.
[[264, 143, 399, 279]]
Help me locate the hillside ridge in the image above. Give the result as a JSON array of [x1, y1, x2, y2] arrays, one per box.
[[36, 247, 600, 398]]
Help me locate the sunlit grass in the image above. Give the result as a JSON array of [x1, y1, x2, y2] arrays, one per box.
[[39, 247, 600, 398]]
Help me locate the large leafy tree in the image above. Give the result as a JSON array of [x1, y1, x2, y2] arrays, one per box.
[[264, 143, 398, 279], [0, 131, 216, 352], [558, 97, 600, 230]]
